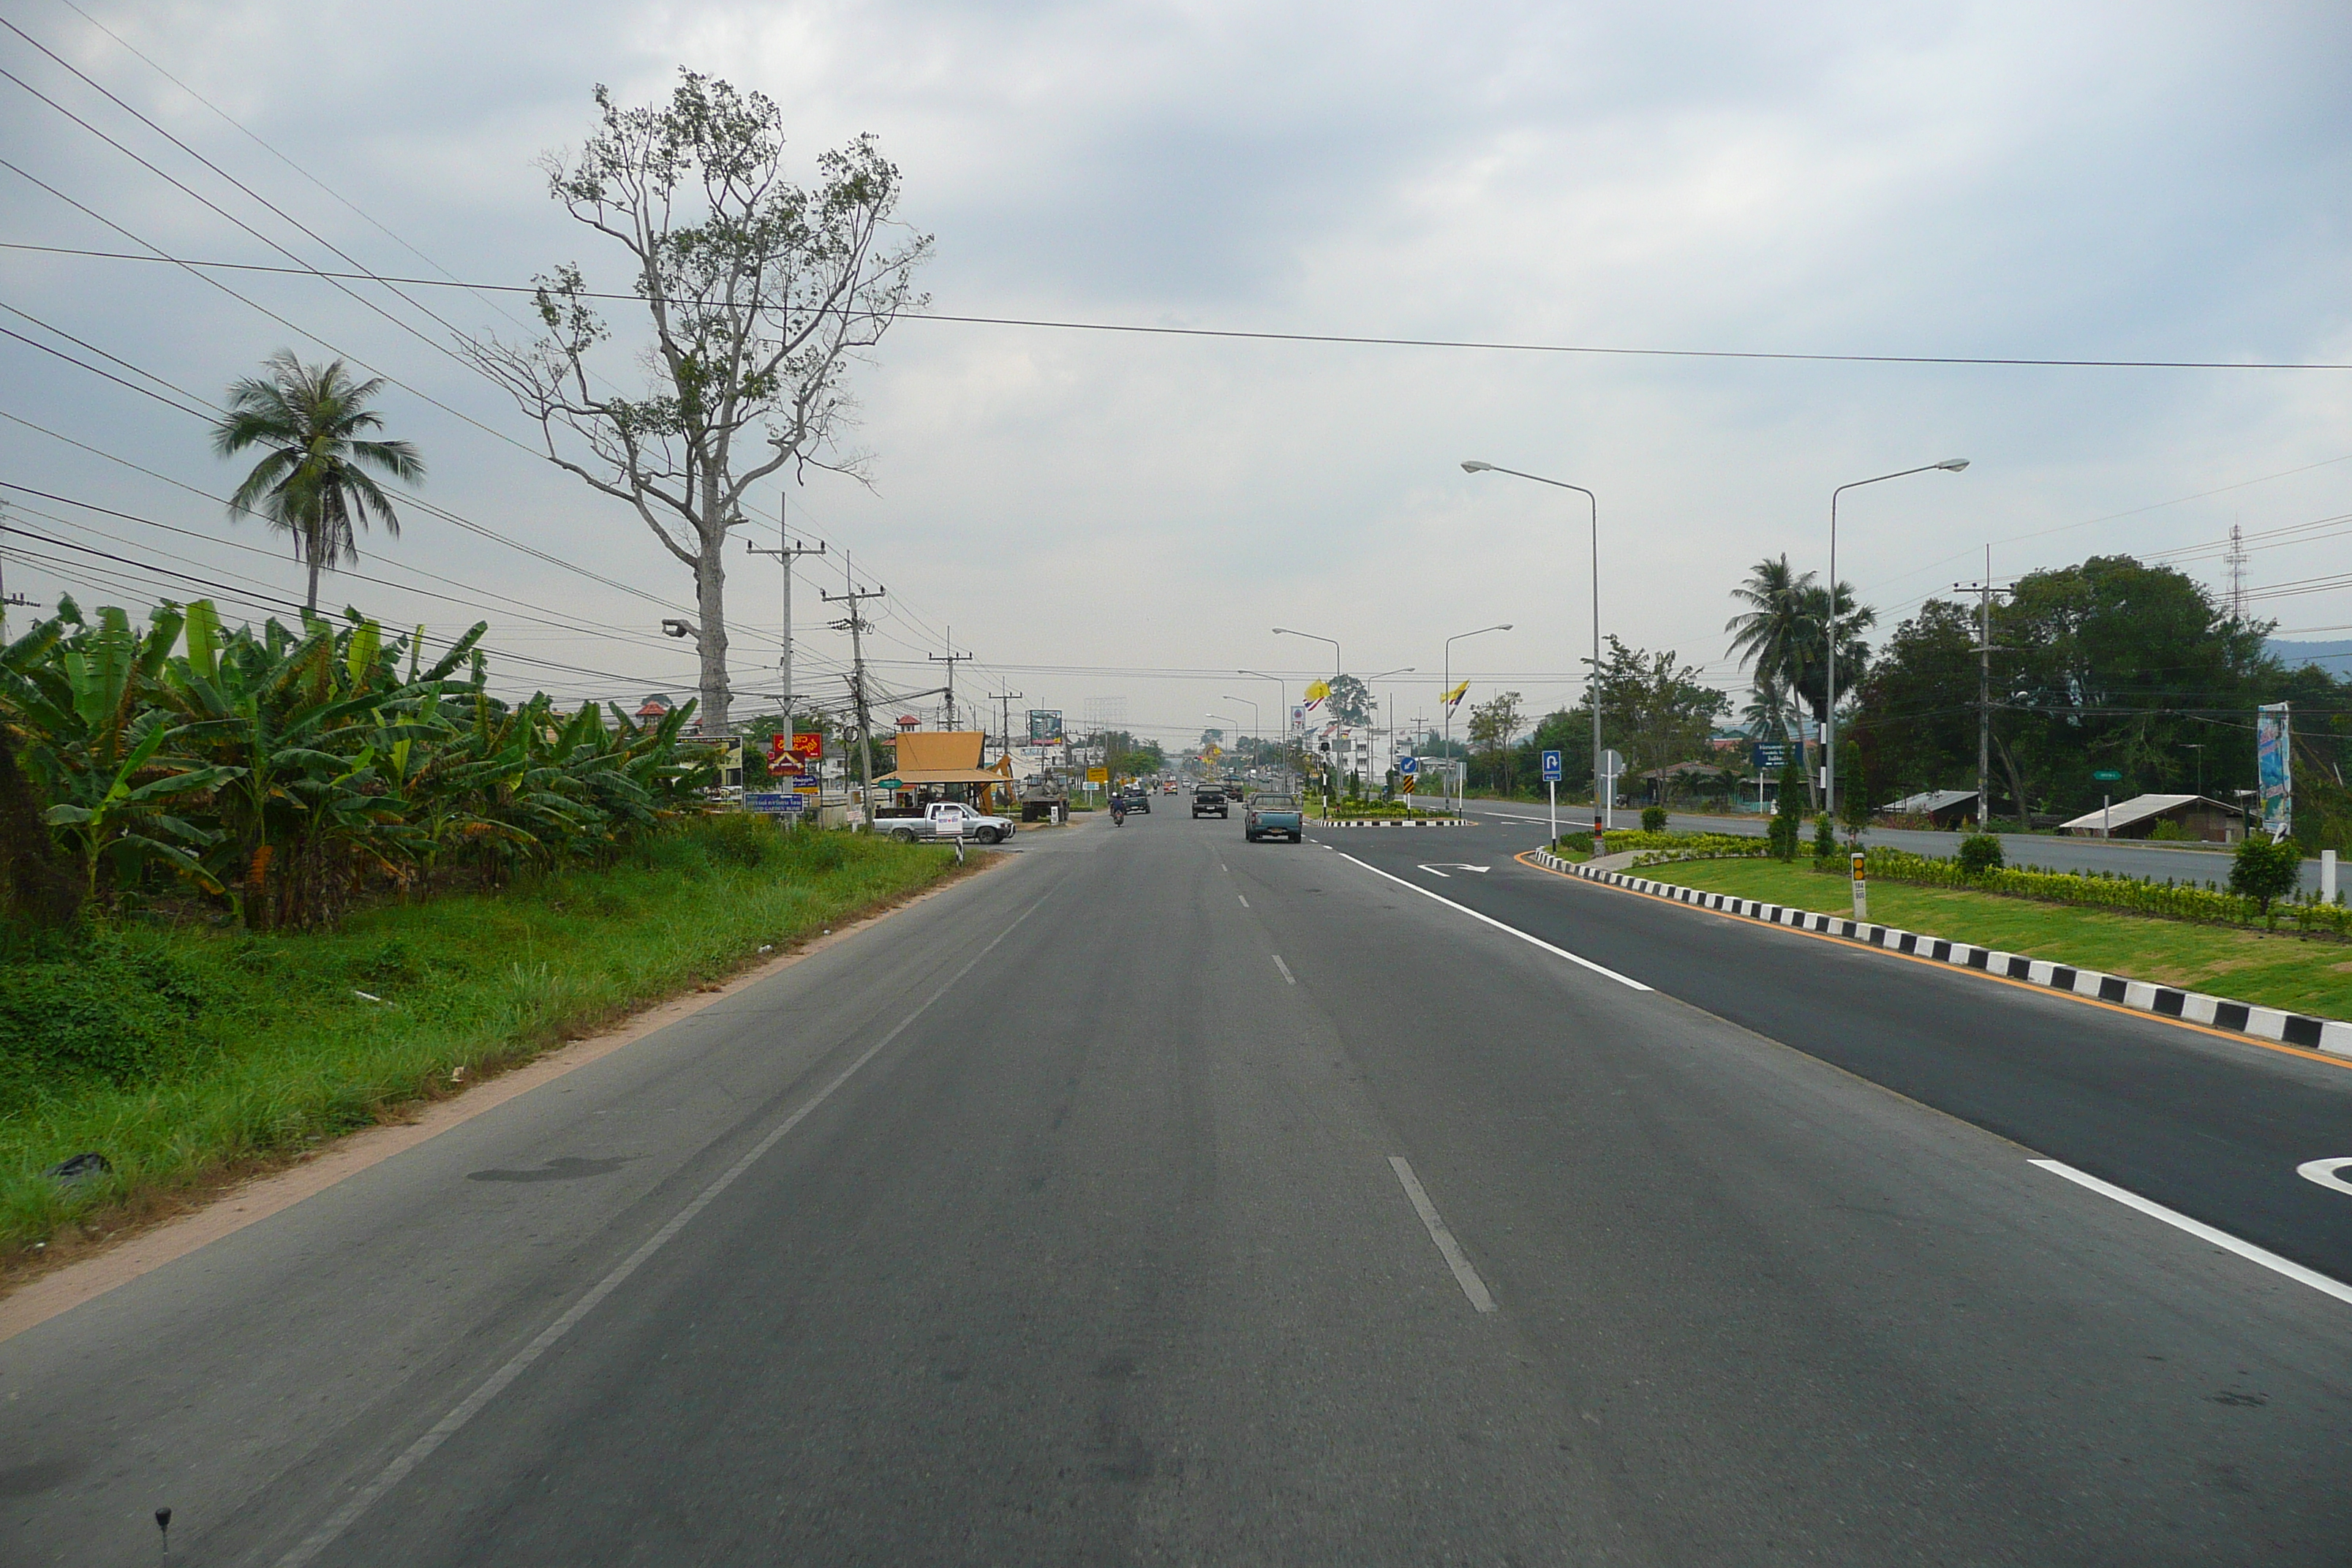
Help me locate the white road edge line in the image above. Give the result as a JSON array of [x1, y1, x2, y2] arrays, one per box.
[[1337, 851, 1651, 992], [274, 892, 1058, 1568], [1388, 1156, 1497, 1313], [1237, 893, 1250, 908], [1272, 954, 1295, 984], [2030, 1158, 2352, 1307]]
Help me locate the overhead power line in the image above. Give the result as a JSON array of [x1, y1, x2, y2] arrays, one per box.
[[3, 241, 2347, 373]]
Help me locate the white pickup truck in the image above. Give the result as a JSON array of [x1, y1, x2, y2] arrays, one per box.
[[873, 800, 1017, 845]]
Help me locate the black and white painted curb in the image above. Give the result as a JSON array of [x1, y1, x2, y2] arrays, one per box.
[[1316, 818, 1472, 829], [1529, 849, 2352, 1058]]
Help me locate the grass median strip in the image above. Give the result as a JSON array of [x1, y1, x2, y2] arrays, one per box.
[[0, 818, 968, 1262], [1643, 856, 2352, 1022]]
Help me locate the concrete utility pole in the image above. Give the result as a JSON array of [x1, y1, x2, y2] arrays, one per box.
[[745, 530, 824, 720], [1955, 548, 2013, 830], [990, 689, 1024, 766], [929, 630, 973, 731], [822, 562, 886, 830]]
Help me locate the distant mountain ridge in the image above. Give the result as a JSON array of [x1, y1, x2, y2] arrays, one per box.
[[2267, 639, 2352, 674]]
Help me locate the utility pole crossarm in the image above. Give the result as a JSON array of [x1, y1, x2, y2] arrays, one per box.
[[746, 533, 825, 720], [927, 632, 976, 731]]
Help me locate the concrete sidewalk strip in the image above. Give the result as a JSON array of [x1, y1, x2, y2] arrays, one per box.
[[1525, 848, 2352, 1060]]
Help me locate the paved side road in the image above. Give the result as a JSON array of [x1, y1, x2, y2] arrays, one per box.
[[1450, 797, 2326, 890], [7, 812, 2350, 1564]]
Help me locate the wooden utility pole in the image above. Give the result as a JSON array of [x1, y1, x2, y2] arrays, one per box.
[[821, 563, 886, 830]]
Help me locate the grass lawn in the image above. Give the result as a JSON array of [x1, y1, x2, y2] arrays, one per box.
[[0, 818, 969, 1259], [1636, 856, 2352, 1022]]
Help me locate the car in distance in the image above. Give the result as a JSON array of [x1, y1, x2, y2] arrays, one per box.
[[1117, 787, 1151, 813], [1244, 794, 1303, 843], [1192, 787, 1229, 818]]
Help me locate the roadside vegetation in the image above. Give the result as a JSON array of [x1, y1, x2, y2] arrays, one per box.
[[0, 595, 970, 1260], [1626, 854, 2352, 1021], [0, 816, 961, 1258]]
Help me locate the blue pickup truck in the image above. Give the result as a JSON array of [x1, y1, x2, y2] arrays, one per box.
[[1243, 793, 1303, 843]]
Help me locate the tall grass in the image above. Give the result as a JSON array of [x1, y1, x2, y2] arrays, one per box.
[[0, 818, 960, 1255]]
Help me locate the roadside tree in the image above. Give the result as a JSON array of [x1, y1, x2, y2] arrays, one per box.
[[211, 352, 423, 617], [468, 72, 930, 734]]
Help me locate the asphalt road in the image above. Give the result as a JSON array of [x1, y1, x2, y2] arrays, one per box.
[[10, 811, 2352, 1564], [1445, 796, 2328, 891]]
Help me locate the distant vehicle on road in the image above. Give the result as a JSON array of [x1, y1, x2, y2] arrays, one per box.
[[1117, 788, 1151, 814], [1245, 794, 1303, 843], [874, 801, 1017, 844], [1193, 788, 1229, 818], [1162, 781, 1178, 795]]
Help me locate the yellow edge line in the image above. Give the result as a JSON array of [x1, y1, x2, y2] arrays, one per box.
[[1513, 849, 2352, 1074]]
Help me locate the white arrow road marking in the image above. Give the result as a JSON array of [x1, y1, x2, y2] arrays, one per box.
[[1420, 863, 1490, 874], [1416, 864, 1450, 878], [2299, 1157, 2352, 1198]]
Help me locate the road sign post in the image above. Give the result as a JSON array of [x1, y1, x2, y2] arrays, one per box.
[[1542, 749, 1562, 845]]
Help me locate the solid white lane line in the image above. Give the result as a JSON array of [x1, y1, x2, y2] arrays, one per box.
[[1336, 851, 1652, 992], [1237, 893, 1250, 908], [276, 894, 1057, 1568], [2297, 1156, 2352, 1198], [1388, 1156, 1497, 1313], [2031, 1159, 2352, 1307], [1272, 954, 1295, 984]]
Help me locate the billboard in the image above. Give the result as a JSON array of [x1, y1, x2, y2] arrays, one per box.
[[2257, 701, 2292, 840], [1027, 709, 1065, 745]]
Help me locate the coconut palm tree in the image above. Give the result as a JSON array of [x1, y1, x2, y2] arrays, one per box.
[[1727, 555, 1874, 726], [1727, 554, 1816, 704], [211, 351, 423, 616]]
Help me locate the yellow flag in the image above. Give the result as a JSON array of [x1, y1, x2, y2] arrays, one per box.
[[1442, 679, 1471, 709], [1304, 679, 1330, 705]]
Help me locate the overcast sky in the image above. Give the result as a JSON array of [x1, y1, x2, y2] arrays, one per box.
[[4, 0, 2348, 747]]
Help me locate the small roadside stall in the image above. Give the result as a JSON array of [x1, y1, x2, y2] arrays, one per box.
[[879, 731, 1019, 817]]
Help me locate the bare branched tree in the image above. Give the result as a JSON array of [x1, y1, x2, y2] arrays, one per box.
[[467, 72, 930, 731]]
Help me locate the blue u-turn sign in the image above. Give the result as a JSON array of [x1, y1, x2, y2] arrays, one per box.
[[1541, 750, 1562, 782]]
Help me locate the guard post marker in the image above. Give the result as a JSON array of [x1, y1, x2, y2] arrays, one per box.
[[1850, 850, 1867, 921]]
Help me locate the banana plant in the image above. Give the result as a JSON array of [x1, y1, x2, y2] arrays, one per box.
[[39, 710, 238, 896]]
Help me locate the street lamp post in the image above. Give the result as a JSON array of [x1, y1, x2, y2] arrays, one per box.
[[1462, 461, 1602, 848], [1442, 624, 1512, 815], [1220, 695, 1261, 777], [1356, 667, 1416, 800], [1273, 627, 1341, 811], [1237, 670, 1289, 791], [1825, 460, 1970, 821], [1205, 714, 1237, 781]]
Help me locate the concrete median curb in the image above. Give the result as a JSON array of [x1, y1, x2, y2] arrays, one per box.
[[1315, 818, 1473, 828], [1526, 848, 2352, 1060]]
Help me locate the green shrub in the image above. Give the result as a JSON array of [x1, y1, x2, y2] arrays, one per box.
[[1956, 833, 2005, 876], [0, 933, 216, 1101], [1640, 805, 1668, 833], [1768, 813, 1800, 862], [1813, 814, 1837, 861], [2229, 834, 2302, 920], [2147, 819, 2190, 842]]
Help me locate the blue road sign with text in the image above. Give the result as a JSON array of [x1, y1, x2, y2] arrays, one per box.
[[1541, 750, 1563, 782]]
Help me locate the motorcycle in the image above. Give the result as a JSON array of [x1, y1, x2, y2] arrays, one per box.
[[1111, 799, 1128, 826]]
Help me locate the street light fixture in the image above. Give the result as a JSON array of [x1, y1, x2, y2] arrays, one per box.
[[1273, 628, 1343, 809], [1825, 459, 1970, 821], [1220, 695, 1261, 769], [1442, 625, 1512, 814], [1462, 460, 1605, 842], [1237, 669, 1292, 790]]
